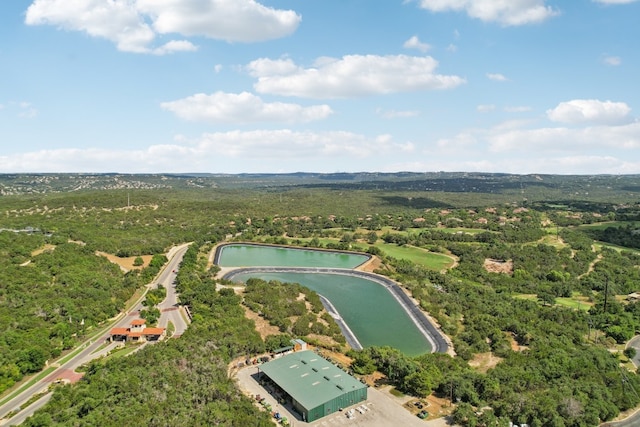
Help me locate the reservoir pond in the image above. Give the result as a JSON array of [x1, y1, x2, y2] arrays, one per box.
[[220, 245, 431, 355], [217, 244, 369, 268], [231, 271, 431, 356]]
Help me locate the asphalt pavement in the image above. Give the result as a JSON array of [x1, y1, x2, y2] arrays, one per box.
[[0, 244, 191, 426]]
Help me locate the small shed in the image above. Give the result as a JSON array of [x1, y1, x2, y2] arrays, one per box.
[[292, 339, 308, 351]]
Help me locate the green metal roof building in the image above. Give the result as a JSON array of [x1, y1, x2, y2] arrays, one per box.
[[259, 350, 368, 422]]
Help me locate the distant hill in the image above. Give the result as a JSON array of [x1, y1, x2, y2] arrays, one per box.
[[1, 172, 640, 203]]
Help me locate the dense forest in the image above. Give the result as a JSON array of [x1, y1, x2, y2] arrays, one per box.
[[1, 173, 640, 426]]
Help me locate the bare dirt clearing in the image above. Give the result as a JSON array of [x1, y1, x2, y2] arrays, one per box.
[[242, 305, 281, 339], [483, 258, 513, 274], [95, 252, 153, 272]]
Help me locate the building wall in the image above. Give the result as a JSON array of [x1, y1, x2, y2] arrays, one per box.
[[303, 388, 367, 422]]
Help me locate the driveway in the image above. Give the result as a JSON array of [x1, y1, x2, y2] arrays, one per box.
[[233, 364, 453, 427]]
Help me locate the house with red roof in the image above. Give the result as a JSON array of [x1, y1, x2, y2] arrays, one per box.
[[109, 319, 166, 343]]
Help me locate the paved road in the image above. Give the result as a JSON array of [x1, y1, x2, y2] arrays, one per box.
[[234, 363, 453, 427], [2, 394, 52, 427], [0, 313, 140, 425], [627, 335, 640, 368], [0, 244, 191, 426], [157, 244, 191, 337], [599, 335, 640, 427]]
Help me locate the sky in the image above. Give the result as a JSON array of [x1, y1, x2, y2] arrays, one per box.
[[1, 0, 639, 175]]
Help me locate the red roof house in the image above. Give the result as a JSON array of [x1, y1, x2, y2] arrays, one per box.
[[109, 319, 166, 343]]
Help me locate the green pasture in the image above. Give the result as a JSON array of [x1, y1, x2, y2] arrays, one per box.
[[535, 233, 567, 248], [287, 236, 454, 270], [374, 226, 487, 235], [556, 297, 592, 311], [578, 221, 640, 231], [514, 293, 592, 311], [369, 243, 454, 270], [594, 242, 640, 253]]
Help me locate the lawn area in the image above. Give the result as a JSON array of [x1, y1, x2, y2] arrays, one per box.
[[594, 242, 640, 253], [286, 237, 454, 270], [578, 221, 640, 231], [375, 226, 487, 235], [536, 233, 567, 248], [556, 297, 592, 311], [369, 243, 454, 270], [102, 345, 140, 361], [514, 293, 592, 311]]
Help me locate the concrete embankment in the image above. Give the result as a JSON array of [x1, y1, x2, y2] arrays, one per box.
[[223, 267, 450, 354]]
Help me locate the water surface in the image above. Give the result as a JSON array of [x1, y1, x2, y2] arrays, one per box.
[[218, 244, 368, 269], [231, 271, 432, 356]]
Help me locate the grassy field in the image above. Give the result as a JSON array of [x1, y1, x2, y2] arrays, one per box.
[[536, 233, 567, 248], [287, 237, 454, 270], [514, 293, 592, 311], [594, 242, 640, 253], [369, 243, 454, 270], [374, 226, 488, 235], [578, 221, 640, 231], [556, 297, 592, 311]]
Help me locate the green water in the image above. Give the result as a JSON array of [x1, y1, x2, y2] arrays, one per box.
[[231, 271, 432, 356], [218, 244, 368, 268]]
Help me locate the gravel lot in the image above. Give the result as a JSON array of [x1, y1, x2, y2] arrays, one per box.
[[233, 364, 453, 427]]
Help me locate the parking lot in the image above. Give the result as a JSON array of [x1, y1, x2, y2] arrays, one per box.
[[234, 364, 452, 427]]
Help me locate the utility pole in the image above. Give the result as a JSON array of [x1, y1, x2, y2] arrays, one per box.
[[603, 277, 609, 314]]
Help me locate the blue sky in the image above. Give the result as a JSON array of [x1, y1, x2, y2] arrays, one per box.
[[1, 0, 639, 174]]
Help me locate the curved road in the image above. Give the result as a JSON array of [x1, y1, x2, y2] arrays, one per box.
[[0, 244, 191, 426], [157, 244, 191, 337], [599, 336, 640, 427], [223, 266, 450, 354]]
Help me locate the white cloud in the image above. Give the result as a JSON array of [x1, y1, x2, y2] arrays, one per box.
[[25, 0, 156, 53], [488, 121, 640, 152], [415, 0, 559, 26], [547, 99, 632, 125], [152, 40, 198, 55], [486, 73, 508, 82], [160, 91, 333, 124], [602, 55, 622, 66], [0, 130, 414, 173], [403, 35, 431, 52], [247, 54, 466, 99], [137, 0, 300, 43], [477, 104, 495, 113], [394, 155, 640, 175], [376, 108, 420, 119], [25, 0, 300, 54], [246, 57, 299, 77], [18, 102, 38, 119], [194, 130, 415, 159], [436, 131, 479, 149], [420, 119, 640, 174], [0, 101, 38, 118]]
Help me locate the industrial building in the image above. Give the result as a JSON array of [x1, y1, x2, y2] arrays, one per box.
[[258, 350, 368, 422]]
